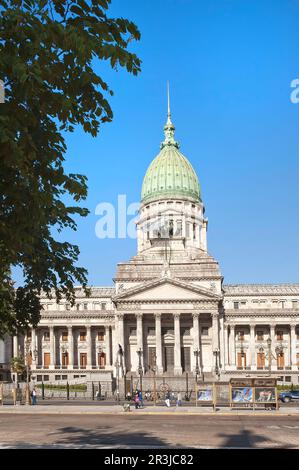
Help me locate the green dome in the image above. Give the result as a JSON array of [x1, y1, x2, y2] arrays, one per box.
[[141, 113, 201, 204]]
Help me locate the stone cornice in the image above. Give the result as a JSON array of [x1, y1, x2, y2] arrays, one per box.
[[224, 308, 299, 318], [224, 284, 299, 296], [40, 313, 115, 321]]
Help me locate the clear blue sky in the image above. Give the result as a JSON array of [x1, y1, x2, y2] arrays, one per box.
[[43, 0, 299, 287]]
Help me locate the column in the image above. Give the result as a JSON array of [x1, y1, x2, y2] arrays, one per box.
[[136, 313, 144, 372], [13, 336, 18, 357], [49, 326, 55, 369], [32, 329, 37, 368], [270, 324, 275, 340], [105, 326, 111, 366], [224, 324, 229, 366], [86, 325, 92, 367], [291, 324, 297, 370], [68, 326, 73, 369], [270, 324, 276, 370], [230, 325, 236, 366], [155, 313, 163, 374], [212, 312, 219, 351], [219, 316, 224, 369], [192, 313, 200, 373], [250, 324, 256, 369], [174, 314, 182, 375]]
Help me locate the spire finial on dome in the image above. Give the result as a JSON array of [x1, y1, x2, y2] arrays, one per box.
[[161, 82, 179, 149]]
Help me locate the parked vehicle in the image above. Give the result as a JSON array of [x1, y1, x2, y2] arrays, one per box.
[[279, 390, 299, 403]]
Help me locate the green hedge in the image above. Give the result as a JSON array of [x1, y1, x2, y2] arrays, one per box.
[[277, 385, 299, 391], [36, 384, 87, 391]]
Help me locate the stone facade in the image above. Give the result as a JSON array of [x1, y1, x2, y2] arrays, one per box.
[[1, 107, 298, 390]]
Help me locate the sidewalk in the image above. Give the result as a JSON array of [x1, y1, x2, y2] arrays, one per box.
[[1, 404, 299, 416]]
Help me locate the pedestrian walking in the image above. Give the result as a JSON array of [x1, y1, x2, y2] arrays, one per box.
[[176, 392, 182, 407], [138, 390, 144, 408], [134, 391, 141, 409], [31, 387, 37, 405], [165, 391, 171, 407]]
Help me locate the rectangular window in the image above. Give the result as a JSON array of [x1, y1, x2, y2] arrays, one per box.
[[79, 332, 86, 341], [62, 352, 69, 367], [237, 331, 245, 341], [237, 352, 246, 368], [101, 302, 106, 310], [285, 376, 291, 383], [257, 352, 265, 368], [83, 303, 88, 310], [277, 353, 285, 369], [43, 375, 49, 381], [277, 331, 283, 341], [181, 327, 191, 337], [55, 375, 61, 380], [80, 353, 87, 368], [62, 331, 68, 341], [62, 375, 68, 380], [43, 352, 50, 368], [257, 331, 264, 341], [129, 328, 136, 336], [76, 304, 80, 311], [280, 301, 285, 309], [97, 330, 105, 341], [66, 304, 71, 310], [37, 375, 42, 382], [201, 327, 209, 336], [233, 302, 239, 310]]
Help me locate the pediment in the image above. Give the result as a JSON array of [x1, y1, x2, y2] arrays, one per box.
[[113, 278, 221, 303]]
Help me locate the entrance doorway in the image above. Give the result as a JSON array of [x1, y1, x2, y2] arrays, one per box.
[[181, 347, 191, 372], [163, 346, 174, 372]]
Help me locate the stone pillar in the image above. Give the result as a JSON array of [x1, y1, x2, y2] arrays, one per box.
[[219, 316, 224, 369], [49, 326, 55, 369], [68, 326, 73, 369], [192, 313, 200, 372], [155, 313, 163, 374], [212, 312, 219, 351], [291, 324, 297, 370], [224, 325, 229, 366], [105, 326, 111, 366], [86, 325, 92, 367], [230, 325, 236, 366], [270, 324, 275, 341], [174, 314, 182, 375], [136, 313, 144, 372], [250, 324, 256, 368]]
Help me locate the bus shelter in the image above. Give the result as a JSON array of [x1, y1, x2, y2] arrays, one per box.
[[229, 378, 278, 410]]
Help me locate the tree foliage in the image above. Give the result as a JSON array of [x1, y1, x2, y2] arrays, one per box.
[[0, 0, 141, 337]]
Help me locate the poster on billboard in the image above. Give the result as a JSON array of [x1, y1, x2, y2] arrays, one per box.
[[255, 387, 276, 403], [197, 389, 213, 401], [231, 387, 253, 403]]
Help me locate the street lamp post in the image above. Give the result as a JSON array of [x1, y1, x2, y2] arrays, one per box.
[[24, 339, 31, 405], [137, 348, 143, 395], [267, 337, 272, 373], [114, 358, 120, 403], [193, 348, 200, 383], [213, 348, 220, 380]]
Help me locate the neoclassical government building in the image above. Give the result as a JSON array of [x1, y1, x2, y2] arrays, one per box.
[[1, 105, 299, 390]]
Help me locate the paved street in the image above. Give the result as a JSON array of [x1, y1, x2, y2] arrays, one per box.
[[1, 414, 299, 448]]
